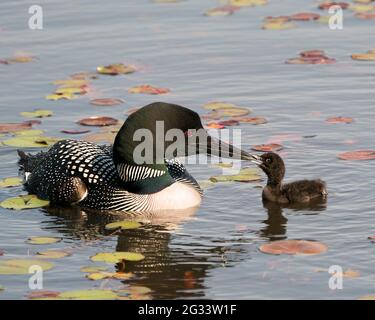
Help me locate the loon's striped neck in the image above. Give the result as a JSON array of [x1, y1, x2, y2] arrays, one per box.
[[116, 162, 175, 195]]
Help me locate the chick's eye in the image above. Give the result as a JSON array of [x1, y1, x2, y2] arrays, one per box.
[[266, 158, 271, 163]]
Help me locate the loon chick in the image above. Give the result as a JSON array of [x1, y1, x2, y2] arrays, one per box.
[[18, 102, 257, 213], [253, 152, 327, 204]]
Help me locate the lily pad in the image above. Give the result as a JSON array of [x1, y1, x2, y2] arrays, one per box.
[[0, 259, 54, 275], [53, 79, 88, 87], [27, 236, 62, 245], [86, 271, 133, 281], [337, 150, 375, 161], [205, 5, 239, 16], [14, 129, 45, 136], [0, 195, 49, 210], [27, 291, 61, 300], [97, 63, 136, 75], [252, 143, 283, 152], [90, 98, 124, 106], [20, 109, 53, 118], [55, 87, 86, 95], [2, 136, 60, 148], [290, 12, 320, 21], [59, 289, 119, 300], [45, 93, 75, 101], [37, 250, 70, 259], [80, 266, 108, 273], [61, 129, 90, 134], [105, 221, 141, 230], [351, 53, 375, 61], [259, 240, 328, 255], [234, 116, 267, 124], [0, 122, 33, 133], [0, 177, 23, 188], [326, 116, 354, 124], [78, 117, 118, 127], [128, 85, 170, 95], [91, 252, 145, 263], [229, 0, 267, 7], [210, 167, 262, 183]]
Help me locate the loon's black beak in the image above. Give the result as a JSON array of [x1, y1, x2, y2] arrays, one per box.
[[196, 133, 259, 162], [249, 154, 263, 166]]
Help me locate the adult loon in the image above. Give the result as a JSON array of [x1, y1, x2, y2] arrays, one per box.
[[252, 152, 327, 204], [18, 102, 257, 213]]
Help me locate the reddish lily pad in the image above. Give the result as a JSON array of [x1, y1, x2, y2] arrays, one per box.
[[78, 117, 118, 127], [205, 122, 225, 129], [252, 143, 283, 152], [337, 150, 375, 161], [355, 12, 375, 20], [326, 116, 354, 124], [290, 13, 320, 21], [0, 122, 32, 133], [128, 85, 170, 95], [97, 63, 136, 75], [260, 240, 328, 255], [90, 98, 124, 106], [27, 291, 61, 300], [300, 50, 326, 58], [318, 2, 349, 10], [218, 120, 240, 126], [0, 249, 4, 256], [205, 5, 240, 16], [61, 129, 91, 134], [234, 116, 267, 124]]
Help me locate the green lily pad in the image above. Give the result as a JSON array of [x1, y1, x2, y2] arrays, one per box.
[[20, 110, 53, 118], [105, 221, 141, 231], [27, 236, 61, 245], [37, 250, 70, 258], [86, 271, 133, 281], [210, 168, 262, 183], [91, 252, 145, 263], [0, 177, 23, 188], [2, 136, 60, 148], [0, 259, 54, 275], [59, 289, 119, 300], [0, 285, 4, 291], [80, 266, 108, 273], [0, 195, 49, 210], [14, 130, 45, 136]]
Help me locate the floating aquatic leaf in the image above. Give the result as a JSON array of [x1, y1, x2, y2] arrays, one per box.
[[82, 131, 116, 144], [91, 252, 145, 263], [210, 167, 262, 183], [80, 266, 108, 273], [337, 150, 375, 161], [90, 98, 124, 106], [290, 13, 320, 21], [198, 180, 216, 189], [0, 195, 49, 210], [205, 5, 239, 16], [234, 116, 267, 124], [45, 93, 75, 101], [97, 63, 136, 75], [52, 79, 88, 87], [252, 143, 283, 152], [0, 259, 54, 275], [78, 116, 118, 127], [61, 129, 90, 134], [326, 116, 354, 124], [355, 12, 375, 19], [205, 122, 225, 129], [343, 269, 360, 278], [318, 2, 349, 10], [203, 107, 250, 120], [0, 177, 23, 188], [259, 240, 328, 255], [262, 21, 296, 30], [0, 285, 4, 291], [105, 221, 141, 230], [359, 295, 375, 300], [2, 136, 60, 148], [59, 289, 119, 300], [128, 85, 170, 95], [203, 102, 239, 110], [86, 271, 133, 281], [0, 122, 33, 133], [351, 53, 375, 61], [218, 119, 240, 126], [14, 129, 45, 136], [20, 109, 53, 118], [0, 249, 4, 256], [349, 4, 375, 12], [37, 250, 70, 259], [27, 291, 60, 300], [2, 54, 37, 64], [368, 235, 375, 242], [55, 87, 86, 95], [229, 0, 267, 7], [27, 236, 61, 245]]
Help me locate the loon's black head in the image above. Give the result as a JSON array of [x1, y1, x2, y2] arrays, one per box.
[[113, 102, 257, 167]]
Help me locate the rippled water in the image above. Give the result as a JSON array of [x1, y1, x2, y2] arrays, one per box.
[[0, 0, 374, 299]]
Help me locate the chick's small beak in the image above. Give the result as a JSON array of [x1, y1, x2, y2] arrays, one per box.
[[249, 154, 263, 166]]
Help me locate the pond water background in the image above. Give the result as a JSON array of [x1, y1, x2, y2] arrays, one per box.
[[0, 0, 374, 299]]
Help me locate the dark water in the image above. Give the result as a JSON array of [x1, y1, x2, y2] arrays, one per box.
[[0, 0, 374, 299]]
